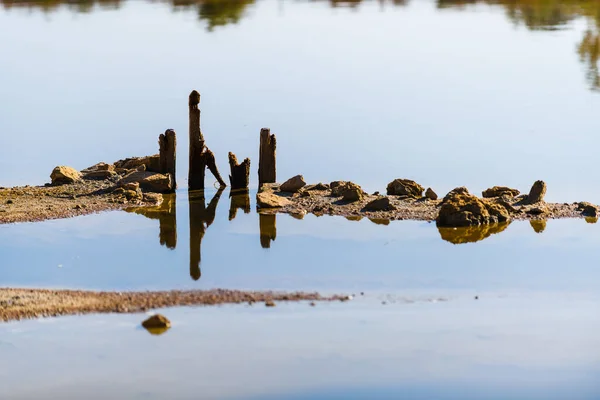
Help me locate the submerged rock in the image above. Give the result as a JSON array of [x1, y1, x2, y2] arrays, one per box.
[[386, 179, 424, 198], [280, 175, 306, 193], [256, 192, 292, 208], [525, 180, 547, 204], [425, 188, 438, 200], [50, 166, 81, 185], [363, 197, 396, 211], [482, 186, 520, 198], [436, 187, 510, 227]]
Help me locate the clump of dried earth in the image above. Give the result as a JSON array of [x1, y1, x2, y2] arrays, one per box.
[[258, 178, 598, 225], [0, 155, 170, 224], [0, 288, 346, 322]]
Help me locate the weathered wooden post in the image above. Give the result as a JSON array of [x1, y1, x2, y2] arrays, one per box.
[[159, 129, 176, 191], [228, 152, 250, 190], [258, 128, 276, 186], [188, 90, 227, 190], [188, 91, 205, 190]]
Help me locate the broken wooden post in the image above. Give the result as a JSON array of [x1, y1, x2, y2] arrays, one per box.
[[159, 129, 176, 191], [188, 90, 227, 190], [258, 128, 276, 186], [228, 152, 250, 190]]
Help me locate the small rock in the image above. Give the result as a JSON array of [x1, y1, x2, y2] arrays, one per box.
[[527, 206, 546, 215], [141, 314, 171, 330], [437, 187, 510, 226], [363, 197, 396, 211], [256, 192, 292, 208], [6, 199, 13, 205], [342, 188, 363, 202], [482, 186, 520, 198], [309, 302, 316, 307], [120, 182, 140, 191], [280, 175, 306, 193], [50, 166, 81, 185], [305, 183, 329, 191], [425, 188, 438, 200], [82, 170, 117, 180], [526, 180, 547, 204], [265, 300, 276, 307], [142, 193, 163, 204], [577, 202, 599, 217], [386, 179, 424, 198]]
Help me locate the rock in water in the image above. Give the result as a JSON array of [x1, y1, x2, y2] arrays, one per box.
[[363, 197, 396, 211], [280, 175, 306, 193], [256, 192, 292, 208], [142, 314, 171, 335], [436, 187, 510, 226], [50, 166, 81, 185], [482, 186, 520, 198], [425, 188, 438, 200], [526, 180, 546, 204], [386, 179, 424, 198], [577, 202, 599, 217]]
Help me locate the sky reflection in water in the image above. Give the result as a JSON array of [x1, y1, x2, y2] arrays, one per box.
[[1, 189, 599, 293]]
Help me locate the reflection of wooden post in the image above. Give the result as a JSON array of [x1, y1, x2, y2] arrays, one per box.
[[159, 194, 177, 249], [228, 152, 250, 190], [259, 213, 276, 249], [188, 91, 205, 190], [159, 129, 177, 191], [258, 128, 276, 186], [188, 90, 227, 190], [189, 188, 223, 281], [229, 190, 250, 221]]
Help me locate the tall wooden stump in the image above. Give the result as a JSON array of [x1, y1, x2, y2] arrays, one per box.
[[258, 128, 276, 186], [159, 129, 176, 191], [228, 152, 250, 190], [188, 90, 226, 190]]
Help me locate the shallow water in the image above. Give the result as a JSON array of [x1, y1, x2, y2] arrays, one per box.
[[2, 0, 600, 203], [3, 0, 600, 398], [2, 189, 600, 293], [1, 296, 599, 400]]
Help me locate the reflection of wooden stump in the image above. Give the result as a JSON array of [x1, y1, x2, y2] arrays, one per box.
[[189, 188, 223, 281], [159, 194, 177, 249], [159, 129, 176, 191], [229, 190, 250, 221], [258, 128, 276, 186], [228, 152, 250, 190], [259, 213, 276, 249]]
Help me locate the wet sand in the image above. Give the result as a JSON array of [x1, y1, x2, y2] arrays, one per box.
[[0, 288, 346, 322], [0, 181, 159, 224]]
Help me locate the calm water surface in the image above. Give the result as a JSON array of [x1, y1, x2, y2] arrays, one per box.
[[2, 0, 600, 398]]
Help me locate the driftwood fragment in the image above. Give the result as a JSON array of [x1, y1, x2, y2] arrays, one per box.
[[159, 129, 176, 191], [188, 90, 226, 190], [228, 152, 250, 190], [258, 128, 276, 186]]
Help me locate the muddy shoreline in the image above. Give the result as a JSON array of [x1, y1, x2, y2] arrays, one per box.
[[0, 288, 346, 322]]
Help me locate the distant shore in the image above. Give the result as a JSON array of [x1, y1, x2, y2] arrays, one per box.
[[0, 288, 345, 322]]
